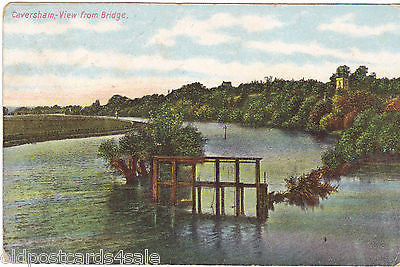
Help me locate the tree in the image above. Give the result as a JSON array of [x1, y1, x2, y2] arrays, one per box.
[[98, 105, 205, 183], [336, 65, 350, 78], [193, 104, 216, 121], [351, 65, 368, 81], [166, 82, 208, 103], [82, 99, 102, 115], [307, 98, 332, 131]]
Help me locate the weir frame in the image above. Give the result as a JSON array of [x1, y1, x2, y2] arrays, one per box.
[[152, 156, 268, 220]]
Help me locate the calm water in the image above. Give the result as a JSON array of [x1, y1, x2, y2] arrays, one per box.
[[3, 120, 400, 265]]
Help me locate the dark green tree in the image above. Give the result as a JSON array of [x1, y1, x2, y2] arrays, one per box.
[[336, 65, 350, 78], [98, 105, 205, 183]]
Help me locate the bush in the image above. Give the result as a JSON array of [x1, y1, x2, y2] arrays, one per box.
[[98, 105, 206, 181], [322, 150, 342, 169]]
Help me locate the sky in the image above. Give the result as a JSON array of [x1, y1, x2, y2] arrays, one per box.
[[3, 3, 400, 106]]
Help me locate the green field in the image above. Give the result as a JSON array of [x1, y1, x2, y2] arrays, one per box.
[[3, 115, 137, 147]]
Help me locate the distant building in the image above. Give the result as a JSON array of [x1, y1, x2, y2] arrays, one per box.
[[336, 77, 349, 91], [222, 81, 232, 87]]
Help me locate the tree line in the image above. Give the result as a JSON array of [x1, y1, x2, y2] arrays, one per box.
[[13, 65, 397, 208], [12, 65, 400, 171]]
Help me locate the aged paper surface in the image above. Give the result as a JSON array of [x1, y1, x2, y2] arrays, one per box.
[[2, 2, 400, 265]]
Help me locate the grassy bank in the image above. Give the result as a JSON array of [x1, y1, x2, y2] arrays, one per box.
[[3, 115, 141, 147]]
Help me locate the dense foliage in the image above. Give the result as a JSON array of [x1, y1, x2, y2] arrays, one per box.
[[16, 66, 400, 132], [98, 106, 205, 183], [13, 65, 400, 172], [322, 109, 400, 169], [13, 66, 400, 136]]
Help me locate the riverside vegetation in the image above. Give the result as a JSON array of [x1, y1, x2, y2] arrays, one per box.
[[98, 106, 205, 184], [3, 115, 135, 147], [9, 65, 400, 209]]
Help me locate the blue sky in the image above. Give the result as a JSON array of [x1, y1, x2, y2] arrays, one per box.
[[3, 3, 400, 106]]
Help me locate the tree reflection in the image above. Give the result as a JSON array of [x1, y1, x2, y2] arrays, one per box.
[[268, 167, 339, 209]]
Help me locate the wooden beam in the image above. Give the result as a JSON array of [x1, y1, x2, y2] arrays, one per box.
[[207, 156, 262, 161], [171, 160, 177, 205], [215, 159, 220, 216], [158, 181, 257, 188], [235, 159, 240, 216], [240, 187, 245, 216], [255, 159, 261, 217], [265, 183, 269, 218], [191, 163, 196, 214], [197, 187, 202, 214], [157, 158, 206, 164], [221, 187, 225, 216], [151, 156, 265, 219], [153, 156, 263, 162], [261, 183, 268, 219]]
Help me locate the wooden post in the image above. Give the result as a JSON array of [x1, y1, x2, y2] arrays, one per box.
[[129, 156, 137, 175], [197, 187, 202, 214], [265, 183, 268, 208], [259, 184, 264, 219], [215, 159, 220, 216], [223, 125, 227, 140], [255, 159, 261, 217], [263, 183, 269, 219], [240, 186, 245, 215], [152, 158, 159, 203], [133, 157, 138, 176], [171, 160, 177, 205], [235, 159, 240, 216], [191, 163, 196, 214], [221, 187, 225, 215]]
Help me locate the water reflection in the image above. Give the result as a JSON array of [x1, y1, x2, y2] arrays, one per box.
[[268, 167, 339, 210], [3, 120, 400, 265], [99, 180, 272, 264]]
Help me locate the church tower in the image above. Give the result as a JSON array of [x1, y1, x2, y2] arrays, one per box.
[[336, 77, 349, 91]]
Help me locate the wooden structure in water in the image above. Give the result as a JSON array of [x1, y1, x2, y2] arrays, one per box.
[[152, 156, 268, 220]]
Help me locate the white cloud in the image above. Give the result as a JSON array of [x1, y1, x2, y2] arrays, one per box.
[[3, 47, 336, 82], [247, 41, 344, 58], [3, 61, 342, 107], [5, 45, 400, 84], [318, 13, 399, 37], [148, 13, 283, 46], [3, 47, 344, 106], [4, 48, 202, 75], [4, 19, 123, 35], [4, 43, 400, 106], [246, 40, 400, 74]]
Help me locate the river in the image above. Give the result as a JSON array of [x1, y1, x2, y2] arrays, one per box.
[[3, 119, 400, 265]]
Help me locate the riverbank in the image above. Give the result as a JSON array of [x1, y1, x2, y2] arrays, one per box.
[[122, 115, 342, 139], [3, 115, 145, 147], [4, 119, 400, 265], [332, 153, 400, 176]]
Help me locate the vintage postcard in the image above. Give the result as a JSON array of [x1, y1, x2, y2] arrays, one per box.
[[2, 2, 400, 265]]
